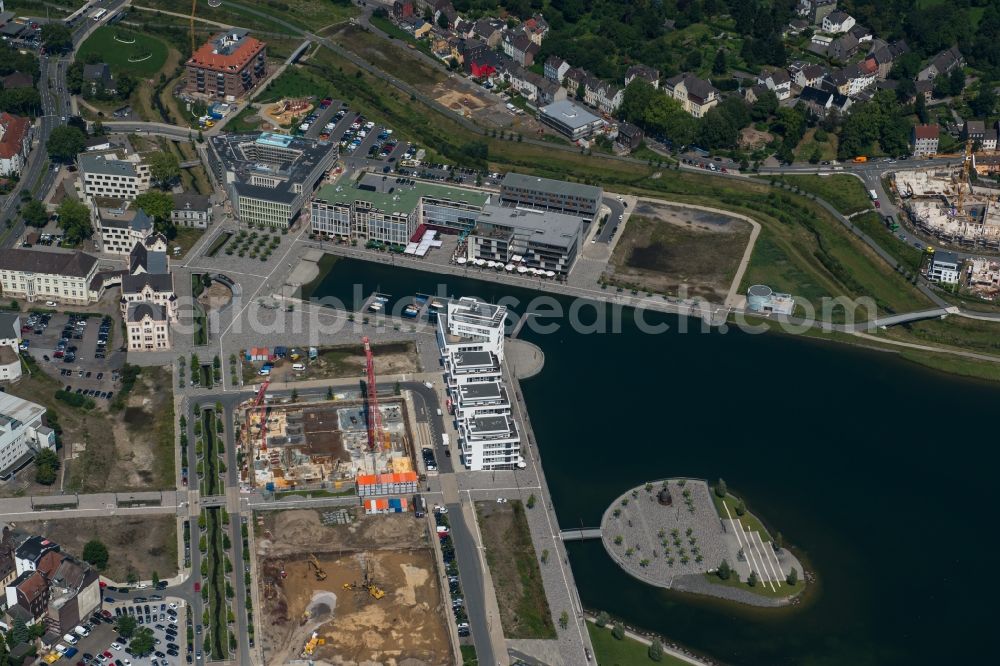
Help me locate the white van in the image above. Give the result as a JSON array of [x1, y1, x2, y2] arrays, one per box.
[[74, 625, 89, 637], [55, 644, 68, 655], [292, 363, 305, 371], [62, 634, 78, 645]]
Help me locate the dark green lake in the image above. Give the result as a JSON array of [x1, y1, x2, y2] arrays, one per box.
[[310, 258, 994, 666]]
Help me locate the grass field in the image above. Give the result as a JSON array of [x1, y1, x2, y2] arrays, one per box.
[[476, 500, 555, 639], [851, 211, 925, 270], [257, 66, 334, 105], [460, 645, 478, 666], [793, 128, 838, 163], [882, 314, 1000, 357], [140, 0, 297, 35], [776, 174, 872, 215], [333, 24, 445, 88], [702, 571, 802, 599], [77, 26, 169, 78], [587, 623, 691, 666]]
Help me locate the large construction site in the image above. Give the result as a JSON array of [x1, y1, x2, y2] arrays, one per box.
[[894, 148, 1000, 249], [237, 339, 421, 494], [256, 508, 453, 665]]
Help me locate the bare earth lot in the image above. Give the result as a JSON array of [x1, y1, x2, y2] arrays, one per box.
[[13, 516, 178, 583], [243, 341, 419, 384], [256, 509, 451, 665], [0, 365, 174, 497], [609, 202, 752, 301]]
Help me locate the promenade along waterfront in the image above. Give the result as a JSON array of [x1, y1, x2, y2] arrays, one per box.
[[308, 257, 1000, 666]]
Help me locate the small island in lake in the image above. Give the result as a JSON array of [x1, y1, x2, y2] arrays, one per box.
[[598, 478, 807, 607]]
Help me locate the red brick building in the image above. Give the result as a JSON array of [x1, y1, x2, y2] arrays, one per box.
[[185, 29, 267, 99]]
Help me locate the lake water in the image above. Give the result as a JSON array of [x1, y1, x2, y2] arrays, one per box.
[[310, 258, 996, 665]]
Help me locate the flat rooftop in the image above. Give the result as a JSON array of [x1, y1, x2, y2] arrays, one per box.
[[210, 132, 337, 204], [315, 173, 490, 216], [475, 203, 583, 247], [452, 350, 498, 369], [501, 171, 603, 204], [458, 382, 504, 401], [0, 393, 45, 431], [538, 100, 601, 130]]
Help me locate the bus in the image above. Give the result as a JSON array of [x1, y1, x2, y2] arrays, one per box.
[[91, 8, 107, 21]]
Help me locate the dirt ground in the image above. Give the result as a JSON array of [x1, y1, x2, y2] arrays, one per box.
[[246, 341, 420, 384], [739, 126, 773, 150], [0, 366, 174, 497], [257, 510, 451, 665], [197, 281, 233, 312], [11, 516, 177, 583], [609, 202, 753, 301]]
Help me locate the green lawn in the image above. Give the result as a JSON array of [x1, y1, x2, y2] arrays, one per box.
[[256, 67, 334, 105], [476, 500, 556, 639], [793, 128, 838, 163], [710, 491, 771, 542], [77, 26, 169, 78], [171, 227, 206, 260], [460, 645, 478, 666], [776, 174, 872, 215], [883, 314, 1000, 358], [587, 623, 691, 666], [850, 211, 924, 270]]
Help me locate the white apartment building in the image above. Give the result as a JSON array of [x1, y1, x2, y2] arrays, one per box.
[[928, 251, 960, 284], [171, 193, 213, 229], [436, 297, 522, 471], [0, 250, 100, 305], [0, 393, 55, 479], [78, 151, 151, 201], [436, 297, 507, 363]]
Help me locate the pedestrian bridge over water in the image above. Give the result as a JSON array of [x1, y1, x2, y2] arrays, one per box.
[[560, 527, 602, 541]]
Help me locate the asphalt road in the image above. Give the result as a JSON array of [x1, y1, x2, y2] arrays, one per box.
[[446, 501, 495, 666], [598, 197, 625, 243]]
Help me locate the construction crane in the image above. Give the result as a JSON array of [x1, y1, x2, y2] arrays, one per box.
[[190, 0, 223, 53], [362, 337, 389, 451], [307, 553, 328, 581]]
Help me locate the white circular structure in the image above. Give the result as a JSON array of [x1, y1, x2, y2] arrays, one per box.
[[746, 284, 773, 312], [207, 0, 223, 7]]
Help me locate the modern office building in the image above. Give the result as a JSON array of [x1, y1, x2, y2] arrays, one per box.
[[499, 172, 603, 218], [0, 250, 100, 305], [538, 100, 604, 140], [467, 203, 585, 275], [78, 151, 151, 201], [185, 29, 268, 99], [207, 132, 338, 228], [0, 393, 55, 479], [311, 173, 490, 244]]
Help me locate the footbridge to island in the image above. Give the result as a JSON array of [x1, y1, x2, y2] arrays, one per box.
[[560, 527, 603, 541]]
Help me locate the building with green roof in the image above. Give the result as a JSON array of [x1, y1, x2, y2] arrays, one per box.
[[311, 173, 492, 245]]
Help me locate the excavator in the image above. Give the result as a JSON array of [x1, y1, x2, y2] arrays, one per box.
[[362, 556, 385, 600], [308, 553, 328, 581], [302, 632, 325, 656]]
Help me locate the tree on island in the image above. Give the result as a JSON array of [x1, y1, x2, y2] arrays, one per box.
[[774, 531, 784, 552], [717, 559, 731, 580], [748, 571, 758, 587], [715, 478, 727, 497], [735, 498, 746, 516], [787, 567, 799, 586], [649, 639, 664, 662], [611, 622, 625, 640], [596, 611, 610, 628]]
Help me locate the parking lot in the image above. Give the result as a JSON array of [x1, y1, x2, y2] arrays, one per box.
[[44, 594, 189, 666], [20, 311, 125, 400]]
